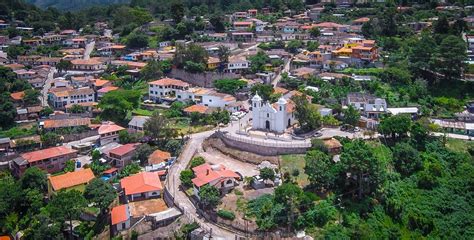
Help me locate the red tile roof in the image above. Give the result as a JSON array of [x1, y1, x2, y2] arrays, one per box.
[[120, 172, 163, 195], [98, 122, 125, 135], [111, 204, 129, 225], [109, 143, 140, 157], [183, 104, 209, 114], [191, 163, 240, 187], [10, 91, 25, 101], [148, 149, 171, 165], [148, 78, 190, 87], [103, 167, 118, 174], [48, 168, 95, 191], [21, 146, 77, 163], [97, 86, 119, 93]]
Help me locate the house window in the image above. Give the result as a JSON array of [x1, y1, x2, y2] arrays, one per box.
[[209, 99, 212, 102], [267, 113, 269, 118]]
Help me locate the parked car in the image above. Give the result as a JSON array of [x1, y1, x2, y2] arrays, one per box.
[[341, 124, 355, 132]]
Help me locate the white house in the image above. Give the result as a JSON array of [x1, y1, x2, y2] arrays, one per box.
[[175, 87, 236, 108], [120, 172, 163, 202], [347, 93, 387, 119], [251, 93, 296, 133], [148, 78, 190, 102], [226, 56, 249, 73], [191, 163, 240, 197], [49, 87, 95, 108]]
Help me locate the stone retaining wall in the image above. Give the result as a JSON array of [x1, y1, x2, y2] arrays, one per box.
[[215, 132, 310, 156]]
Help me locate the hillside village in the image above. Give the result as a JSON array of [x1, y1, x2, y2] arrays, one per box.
[[0, 0, 474, 239]]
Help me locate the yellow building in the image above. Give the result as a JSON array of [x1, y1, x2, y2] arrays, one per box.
[[207, 57, 220, 70]]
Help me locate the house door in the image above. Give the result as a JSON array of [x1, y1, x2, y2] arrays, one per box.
[[265, 120, 270, 130], [287, 118, 291, 128]]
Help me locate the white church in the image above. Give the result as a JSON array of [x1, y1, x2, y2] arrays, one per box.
[[251, 93, 296, 133]]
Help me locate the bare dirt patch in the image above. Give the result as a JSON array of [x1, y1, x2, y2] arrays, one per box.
[[203, 137, 280, 165]]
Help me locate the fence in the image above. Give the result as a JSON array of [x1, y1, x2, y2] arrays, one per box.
[[223, 133, 311, 148]]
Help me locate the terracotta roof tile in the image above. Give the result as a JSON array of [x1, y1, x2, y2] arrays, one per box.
[[120, 172, 163, 196], [98, 122, 125, 135], [148, 78, 189, 87], [183, 104, 209, 114], [109, 143, 140, 157], [148, 149, 171, 165], [21, 146, 77, 163], [10, 91, 25, 101], [111, 204, 129, 225], [48, 168, 95, 191]]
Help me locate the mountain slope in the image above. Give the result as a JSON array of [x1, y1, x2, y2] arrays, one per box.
[[26, 0, 130, 11]]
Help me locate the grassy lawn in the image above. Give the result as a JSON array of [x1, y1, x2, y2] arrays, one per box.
[[132, 108, 154, 116], [0, 125, 37, 139], [446, 138, 474, 154], [280, 154, 309, 187], [367, 140, 393, 163]]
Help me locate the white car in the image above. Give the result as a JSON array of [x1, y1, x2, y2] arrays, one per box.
[[237, 111, 246, 118], [230, 116, 239, 121]]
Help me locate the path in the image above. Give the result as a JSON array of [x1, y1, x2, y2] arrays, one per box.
[[83, 41, 95, 60], [40, 67, 56, 107]]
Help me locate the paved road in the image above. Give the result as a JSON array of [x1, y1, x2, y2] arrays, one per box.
[[166, 123, 243, 239], [40, 67, 56, 107], [271, 58, 292, 87], [83, 41, 95, 60]]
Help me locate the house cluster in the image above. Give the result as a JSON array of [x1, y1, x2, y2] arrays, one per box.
[[148, 78, 242, 113]]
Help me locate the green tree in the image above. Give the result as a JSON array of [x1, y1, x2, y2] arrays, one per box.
[[309, 27, 320, 38], [64, 160, 75, 172], [378, 114, 412, 139], [170, 0, 185, 23], [23, 89, 40, 106], [304, 150, 335, 191], [274, 183, 304, 230], [214, 79, 247, 94], [286, 40, 303, 54], [48, 190, 87, 239], [342, 105, 360, 126], [259, 167, 275, 183], [210, 15, 225, 33], [247, 194, 283, 230], [0, 93, 16, 128], [143, 111, 177, 144], [179, 169, 194, 187], [126, 32, 149, 49], [84, 178, 117, 214], [99, 90, 141, 125], [41, 132, 62, 147], [250, 84, 274, 102], [190, 156, 206, 168], [20, 167, 47, 192], [433, 15, 450, 35], [306, 41, 319, 52], [292, 94, 321, 132], [56, 60, 72, 73], [140, 60, 163, 80], [336, 139, 386, 200], [392, 142, 422, 177], [217, 45, 230, 71], [133, 143, 154, 165], [198, 185, 220, 209], [69, 104, 85, 113], [248, 51, 270, 73], [435, 35, 467, 81]]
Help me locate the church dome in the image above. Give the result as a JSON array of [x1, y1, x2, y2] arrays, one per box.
[[277, 97, 287, 105], [252, 93, 262, 102]]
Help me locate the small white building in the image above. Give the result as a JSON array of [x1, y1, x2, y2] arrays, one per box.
[[347, 93, 387, 119], [111, 204, 131, 233], [251, 93, 296, 133]]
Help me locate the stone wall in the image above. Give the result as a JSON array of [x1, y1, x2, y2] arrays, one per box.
[[169, 69, 240, 87], [214, 132, 310, 156]]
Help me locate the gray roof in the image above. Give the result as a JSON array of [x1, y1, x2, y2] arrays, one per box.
[[0, 138, 10, 144], [13, 157, 28, 166], [128, 116, 150, 128]]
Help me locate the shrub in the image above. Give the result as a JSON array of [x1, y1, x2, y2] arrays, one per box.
[[217, 209, 235, 220], [190, 156, 206, 168]]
